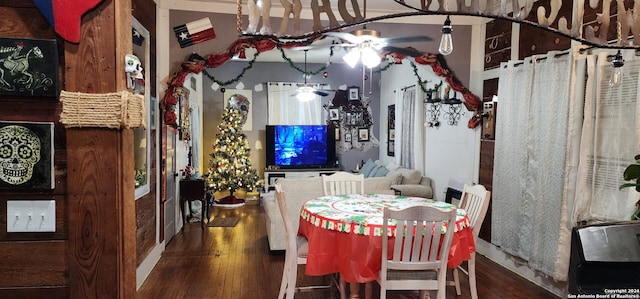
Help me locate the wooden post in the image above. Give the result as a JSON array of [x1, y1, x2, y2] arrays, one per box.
[[64, 0, 136, 298]]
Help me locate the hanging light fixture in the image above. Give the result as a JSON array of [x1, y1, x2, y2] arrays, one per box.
[[438, 15, 453, 56], [609, 50, 624, 87]]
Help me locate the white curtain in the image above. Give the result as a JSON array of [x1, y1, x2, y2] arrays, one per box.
[[189, 105, 201, 176], [492, 51, 573, 280], [571, 51, 640, 224], [396, 85, 424, 171], [267, 82, 322, 125]]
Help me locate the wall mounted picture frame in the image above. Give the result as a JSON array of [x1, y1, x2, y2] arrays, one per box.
[[335, 127, 340, 141], [329, 108, 340, 120], [0, 121, 54, 189], [348, 87, 359, 101], [358, 128, 369, 142], [0, 37, 59, 98], [345, 133, 352, 142], [387, 104, 396, 156]]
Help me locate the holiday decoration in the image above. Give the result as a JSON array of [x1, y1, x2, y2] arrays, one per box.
[[207, 108, 260, 205], [160, 36, 482, 130]]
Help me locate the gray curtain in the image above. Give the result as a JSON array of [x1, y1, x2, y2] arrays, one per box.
[[492, 51, 573, 280], [399, 86, 417, 169]]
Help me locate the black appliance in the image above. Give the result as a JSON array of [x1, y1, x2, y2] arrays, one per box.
[[568, 220, 640, 295]]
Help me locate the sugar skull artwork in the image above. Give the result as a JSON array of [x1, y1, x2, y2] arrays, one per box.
[[0, 122, 54, 189], [0, 125, 41, 185]]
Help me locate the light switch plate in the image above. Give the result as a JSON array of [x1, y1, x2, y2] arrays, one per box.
[[7, 200, 56, 232]]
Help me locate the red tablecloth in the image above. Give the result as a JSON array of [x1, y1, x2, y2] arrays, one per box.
[[298, 194, 476, 283]]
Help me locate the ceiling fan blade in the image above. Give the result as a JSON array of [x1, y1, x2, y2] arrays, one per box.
[[380, 35, 432, 44], [382, 46, 426, 57], [324, 31, 361, 43], [313, 90, 330, 97], [291, 43, 356, 51]]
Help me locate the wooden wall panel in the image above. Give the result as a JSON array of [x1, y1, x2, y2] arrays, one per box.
[[0, 241, 66, 287], [484, 19, 511, 70], [0, 1, 70, 296], [64, 0, 137, 297], [519, 0, 572, 59], [479, 139, 495, 242], [0, 287, 68, 299]]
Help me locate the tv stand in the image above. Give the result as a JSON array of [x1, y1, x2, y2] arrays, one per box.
[[264, 168, 340, 191]]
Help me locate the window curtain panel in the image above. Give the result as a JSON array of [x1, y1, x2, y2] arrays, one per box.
[[267, 82, 322, 125], [189, 105, 202, 175], [492, 51, 573, 280], [396, 85, 424, 171], [571, 51, 640, 224]]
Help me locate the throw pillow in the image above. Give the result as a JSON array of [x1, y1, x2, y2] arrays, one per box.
[[397, 168, 422, 184], [373, 165, 389, 177], [385, 162, 400, 172], [386, 171, 403, 185], [359, 159, 376, 177], [368, 165, 382, 178]]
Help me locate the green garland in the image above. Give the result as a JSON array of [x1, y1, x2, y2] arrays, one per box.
[[201, 45, 404, 88], [202, 51, 261, 86], [411, 61, 429, 93], [277, 44, 335, 76]]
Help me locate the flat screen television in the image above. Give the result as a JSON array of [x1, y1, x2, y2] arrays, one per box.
[[265, 125, 337, 169]]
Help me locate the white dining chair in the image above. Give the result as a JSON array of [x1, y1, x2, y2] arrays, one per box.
[[322, 172, 364, 196], [321, 172, 365, 299], [378, 205, 457, 299], [275, 183, 338, 299], [450, 183, 491, 299]]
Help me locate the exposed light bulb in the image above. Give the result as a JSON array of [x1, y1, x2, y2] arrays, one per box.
[[438, 16, 453, 56], [343, 48, 360, 68], [609, 50, 624, 87], [361, 47, 381, 68]]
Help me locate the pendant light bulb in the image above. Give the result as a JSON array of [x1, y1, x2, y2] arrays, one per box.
[[439, 16, 453, 56], [609, 50, 624, 87]]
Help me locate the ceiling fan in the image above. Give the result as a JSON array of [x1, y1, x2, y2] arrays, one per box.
[[295, 0, 431, 67], [291, 50, 336, 101]]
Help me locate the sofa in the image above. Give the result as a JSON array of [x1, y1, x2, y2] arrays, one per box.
[[358, 159, 434, 199], [263, 174, 397, 251]]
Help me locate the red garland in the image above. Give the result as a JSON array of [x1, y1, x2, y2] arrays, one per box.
[[162, 36, 484, 129], [413, 54, 483, 128]]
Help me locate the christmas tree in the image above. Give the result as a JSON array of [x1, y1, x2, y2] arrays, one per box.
[[207, 108, 260, 204]]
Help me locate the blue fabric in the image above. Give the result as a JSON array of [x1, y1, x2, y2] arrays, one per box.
[[359, 159, 376, 177], [373, 166, 389, 177], [368, 165, 382, 178]]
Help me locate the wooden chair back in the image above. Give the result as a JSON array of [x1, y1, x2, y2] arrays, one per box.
[[458, 184, 491, 240], [322, 172, 364, 196], [379, 205, 457, 299]]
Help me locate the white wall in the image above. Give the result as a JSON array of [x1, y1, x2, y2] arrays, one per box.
[[379, 60, 480, 201]]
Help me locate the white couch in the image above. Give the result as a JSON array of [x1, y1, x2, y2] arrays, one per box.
[[359, 159, 435, 199], [262, 173, 397, 251]]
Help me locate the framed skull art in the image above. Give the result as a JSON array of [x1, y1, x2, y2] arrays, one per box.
[[0, 121, 54, 189]]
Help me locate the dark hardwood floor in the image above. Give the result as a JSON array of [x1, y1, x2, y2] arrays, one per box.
[[137, 203, 561, 299]]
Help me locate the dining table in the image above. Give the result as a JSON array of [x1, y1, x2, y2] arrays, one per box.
[[298, 193, 476, 286]]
